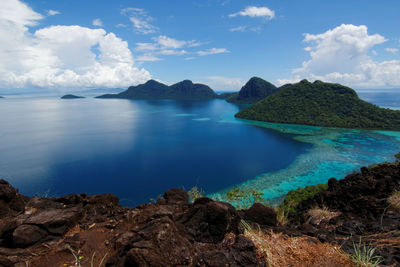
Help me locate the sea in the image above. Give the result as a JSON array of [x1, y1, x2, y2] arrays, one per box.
[[0, 90, 400, 206]]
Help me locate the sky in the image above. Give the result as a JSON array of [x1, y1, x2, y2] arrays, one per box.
[[1, 0, 400, 93]]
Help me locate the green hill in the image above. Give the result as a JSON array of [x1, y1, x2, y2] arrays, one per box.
[[235, 79, 400, 130], [97, 80, 217, 100], [227, 77, 279, 104]]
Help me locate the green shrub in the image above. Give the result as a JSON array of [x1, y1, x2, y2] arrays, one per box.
[[188, 187, 204, 202], [278, 184, 328, 217], [226, 187, 264, 209]]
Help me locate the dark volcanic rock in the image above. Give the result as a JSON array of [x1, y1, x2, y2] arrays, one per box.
[[181, 198, 241, 243], [243, 203, 277, 226], [12, 225, 48, 248], [25, 207, 83, 235], [163, 188, 189, 205], [106, 196, 259, 266], [0, 180, 25, 219]]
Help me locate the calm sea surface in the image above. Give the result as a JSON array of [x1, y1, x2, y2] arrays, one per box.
[[1, 91, 400, 206]]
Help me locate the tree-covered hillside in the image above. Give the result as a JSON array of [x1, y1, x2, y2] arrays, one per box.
[[227, 77, 279, 104], [236, 79, 400, 130], [97, 80, 217, 100]]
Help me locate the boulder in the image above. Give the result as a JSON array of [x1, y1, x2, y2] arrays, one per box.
[[181, 198, 241, 243], [25, 207, 83, 235], [12, 225, 48, 247], [243, 203, 277, 226], [0, 180, 25, 219], [163, 188, 189, 205]]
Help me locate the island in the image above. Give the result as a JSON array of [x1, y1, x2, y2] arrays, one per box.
[[236, 79, 400, 130], [96, 79, 218, 100], [227, 77, 279, 104], [0, 96, 4, 98], [61, 94, 85, 99]]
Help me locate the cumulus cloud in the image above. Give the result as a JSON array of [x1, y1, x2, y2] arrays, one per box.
[[47, 10, 60, 16], [121, 8, 158, 34], [92, 18, 103, 27], [197, 48, 230, 56], [278, 24, 400, 88], [0, 0, 151, 90], [229, 6, 275, 19]]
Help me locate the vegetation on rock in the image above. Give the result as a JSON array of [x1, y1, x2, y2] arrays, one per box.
[[227, 77, 279, 104], [61, 94, 85, 99], [96, 79, 218, 100], [236, 79, 400, 130]]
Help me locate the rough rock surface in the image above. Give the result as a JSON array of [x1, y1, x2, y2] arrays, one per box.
[[287, 163, 400, 265], [0, 162, 399, 266], [0, 184, 261, 266]]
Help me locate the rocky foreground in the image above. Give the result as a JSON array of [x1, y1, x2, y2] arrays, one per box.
[[0, 161, 399, 266]]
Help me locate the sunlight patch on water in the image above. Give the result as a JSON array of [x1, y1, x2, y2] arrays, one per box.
[[172, 113, 196, 117], [192, 118, 211, 121]]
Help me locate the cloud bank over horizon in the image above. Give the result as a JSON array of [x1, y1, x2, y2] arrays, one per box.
[[0, 0, 151, 90], [278, 24, 400, 89]]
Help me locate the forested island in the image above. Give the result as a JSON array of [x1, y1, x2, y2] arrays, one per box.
[[227, 77, 279, 104], [96, 79, 218, 100], [61, 94, 85, 99], [236, 79, 400, 130]]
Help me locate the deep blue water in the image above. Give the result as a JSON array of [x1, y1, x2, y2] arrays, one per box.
[[1, 92, 400, 207], [0, 97, 309, 206]]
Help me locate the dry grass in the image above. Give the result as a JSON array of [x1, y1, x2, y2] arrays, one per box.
[[388, 191, 400, 211], [307, 206, 340, 225], [242, 220, 353, 267]]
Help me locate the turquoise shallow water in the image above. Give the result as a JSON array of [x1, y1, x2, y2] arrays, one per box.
[[1, 93, 400, 207], [211, 113, 400, 205]]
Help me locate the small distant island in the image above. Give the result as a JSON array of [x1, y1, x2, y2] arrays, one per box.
[[61, 94, 85, 99], [97, 80, 218, 100], [227, 77, 279, 104], [236, 79, 400, 130], [0, 96, 4, 98]]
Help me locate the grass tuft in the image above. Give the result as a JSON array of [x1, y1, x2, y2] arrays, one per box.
[[241, 220, 353, 267], [387, 191, 400, 211], [350, 238, 383, 267], [307, 206, 340, 225]]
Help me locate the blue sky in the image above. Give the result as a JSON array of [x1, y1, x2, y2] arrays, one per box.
[[1, 0, 400, 92]]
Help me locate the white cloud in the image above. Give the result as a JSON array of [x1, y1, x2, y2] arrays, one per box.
[[157, 49, 187, 55], [136, 54, 162, 62], [0, 0, 151, 90], [121, 8, 158, 34], [197, 48, 230, 56], [136, 42, 158, 51], [385, 47, 399, 54], [205, 76, 245, 91], [92, 18, 103, 27], [154, 35, 187, 49], [230, 26, 246, 32], [47, 10, 60, 16], [278, 24, 400, 88], [135, 36, 206, 59], [229, 6, 275, 19]]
